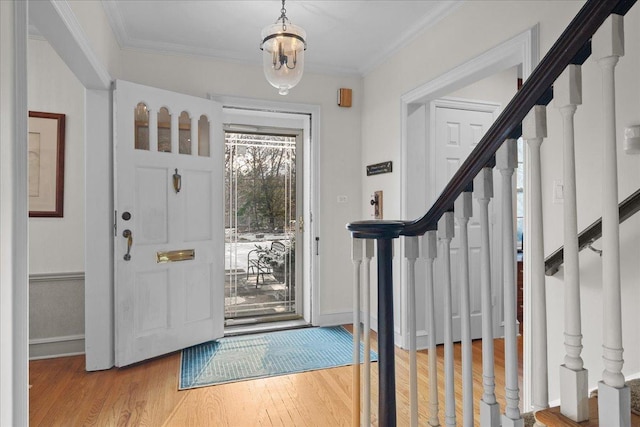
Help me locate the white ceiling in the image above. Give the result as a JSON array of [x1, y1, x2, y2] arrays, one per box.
[[100, 0, 462, 76]]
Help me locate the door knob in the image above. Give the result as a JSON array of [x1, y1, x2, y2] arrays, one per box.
[[123, 229, 133, 261]]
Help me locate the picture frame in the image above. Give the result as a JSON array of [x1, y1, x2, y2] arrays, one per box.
[[28, 111, 66, 217]]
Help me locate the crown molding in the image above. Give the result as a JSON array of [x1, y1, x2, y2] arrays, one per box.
[[359, 1, 463, 76]]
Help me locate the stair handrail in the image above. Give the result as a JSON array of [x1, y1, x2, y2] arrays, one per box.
[[545, 187, 640, 276], [347, 0, 636, 239]]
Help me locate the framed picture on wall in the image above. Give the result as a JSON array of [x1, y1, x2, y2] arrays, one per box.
[[28, 111, 66, 217]]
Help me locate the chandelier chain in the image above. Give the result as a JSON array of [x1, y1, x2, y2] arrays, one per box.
[[279, 0, 289, 31]]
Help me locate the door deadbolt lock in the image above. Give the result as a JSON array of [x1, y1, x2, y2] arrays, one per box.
[[122, 211, 131, 221]]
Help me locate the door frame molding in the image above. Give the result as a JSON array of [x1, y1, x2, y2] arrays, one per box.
[[216, 96, 321, 326], [399, 25, 539, 411], [1, 1, 29, 423]]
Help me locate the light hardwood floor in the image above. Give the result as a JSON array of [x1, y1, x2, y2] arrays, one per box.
[[30, 329, 522, 426]]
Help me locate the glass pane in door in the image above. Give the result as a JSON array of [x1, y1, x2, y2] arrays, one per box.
[[224, 131, 299, 323]]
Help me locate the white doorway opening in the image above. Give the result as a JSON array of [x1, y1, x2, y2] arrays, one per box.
[[399, 25, 539, 411], [430, 98, 500, 345], [220, 100, 320, 332]]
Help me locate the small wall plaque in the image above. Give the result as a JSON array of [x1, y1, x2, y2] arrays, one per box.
[[366, 161, 392, 176]]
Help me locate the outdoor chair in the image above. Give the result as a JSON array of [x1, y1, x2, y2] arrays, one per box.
[[246, 241, 286, 287]]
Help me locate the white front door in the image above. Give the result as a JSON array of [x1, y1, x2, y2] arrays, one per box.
[[432, 101, 498, 344], [114, 80, 224, 366]]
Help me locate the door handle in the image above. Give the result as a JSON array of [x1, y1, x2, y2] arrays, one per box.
[[123, 229, 133, 261]]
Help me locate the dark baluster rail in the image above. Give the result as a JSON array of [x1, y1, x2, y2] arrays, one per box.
[[545, 187, 640, 276], [346, 1, 636, 425]]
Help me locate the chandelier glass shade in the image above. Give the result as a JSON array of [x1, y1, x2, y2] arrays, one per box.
[[260, 1, 307, 95]]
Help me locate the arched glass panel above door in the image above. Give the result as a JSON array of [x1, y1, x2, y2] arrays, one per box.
[[179, 111, 191, 155], [134, 102, 149, 150], [198, 114, 210, 157], [158, 107, 171, 153]]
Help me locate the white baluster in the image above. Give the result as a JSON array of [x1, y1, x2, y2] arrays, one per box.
[[363, 239, 374, 427], [497, 139, 523, 427], [405, 236, 419, 427], [523, 105, 549, 414], [423, 231, 441, 427], [474, 167, 501, 427], [438, 212, 456, 427], [555, 64, 589, 422], [593, 14, 630, 427], [351, 237, 362, 427], [455, 192, 474, 427]]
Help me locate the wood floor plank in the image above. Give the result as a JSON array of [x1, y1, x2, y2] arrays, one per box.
[[30, 329, 524, 426]]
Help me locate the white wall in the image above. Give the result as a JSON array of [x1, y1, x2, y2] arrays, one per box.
[[27, 38, 86, 358], [28, 38, 85, 274], [448, 66, 518, 108], [362, 0, 640, 404], [67, 0, 121, 79], [119, 51, 364, 322]]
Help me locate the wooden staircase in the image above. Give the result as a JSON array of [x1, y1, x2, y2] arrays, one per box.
[[535, 397, 640, 426], [347, 1, 640, 426]]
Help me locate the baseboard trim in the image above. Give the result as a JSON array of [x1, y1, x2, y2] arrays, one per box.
[[29, 271, 85, 283], [29, 334, 85, 360], [317, 311, 353, 327], [626, 372, 640, 381]]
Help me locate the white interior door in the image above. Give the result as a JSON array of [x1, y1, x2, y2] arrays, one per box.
[[432, 102, 497, 344], [114, 80, 224, 366]]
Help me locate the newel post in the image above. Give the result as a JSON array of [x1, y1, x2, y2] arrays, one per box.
[[347, 220, 405, 427]]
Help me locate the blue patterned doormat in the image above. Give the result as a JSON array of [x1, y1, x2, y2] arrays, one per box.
[[179, 326, 378, 389]]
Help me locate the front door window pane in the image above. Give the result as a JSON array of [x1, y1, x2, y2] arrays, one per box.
[[198, 115, 210, 157], [134, 102, 149, 150], [179, 111, 191, 154], [158, 107, 171, 153]]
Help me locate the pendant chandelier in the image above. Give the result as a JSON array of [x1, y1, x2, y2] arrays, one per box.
[[260, 0, 307, 95]]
